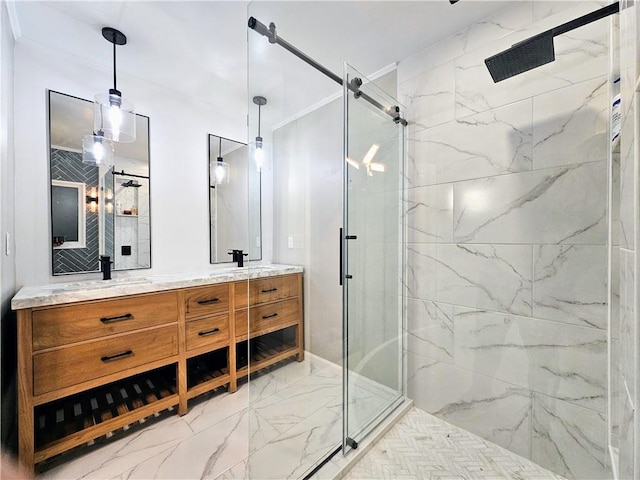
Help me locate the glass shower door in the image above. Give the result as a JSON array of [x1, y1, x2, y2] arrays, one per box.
[[342, 63, 405, 450]]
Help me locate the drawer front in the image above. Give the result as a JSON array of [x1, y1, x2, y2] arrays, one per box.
[[185, 315, 230, 351], [185, 284, 230, 320], [235, 274, 300, 309], [33, 325, 178, 396], [235, 298, 300, 337], [32, 292, 179, 351]]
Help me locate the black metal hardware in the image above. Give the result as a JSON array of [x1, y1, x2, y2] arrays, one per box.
[[100, 313, 133, 324], [101, 350, 133, 363], [99, 255, 113, 281], [346, 437, 358, 449], [262, 313, 278, 319], [345, 275, 353, 279], [261, 288, 278, 293], [248, 17, 408, 126], [228, 249, 248, 267], [197, 297, 220, 305], [339, 227, 343, 286], [112, 170, 150, 180], [198, 328, 221, 337], [345, 235, 357, 240]]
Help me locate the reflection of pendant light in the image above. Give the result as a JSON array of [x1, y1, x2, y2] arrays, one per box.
[[82, 129, 114, 166], [94, 27, 136, 143], [253, 96, 267, 172], [213, 137, 229, 185]]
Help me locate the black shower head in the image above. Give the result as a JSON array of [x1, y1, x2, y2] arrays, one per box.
[[484, 2, 618, 83], [484, 31, 555, 83], [121, 180, 141, 188]]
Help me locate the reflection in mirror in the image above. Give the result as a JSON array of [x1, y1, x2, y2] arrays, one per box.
[[49, 91, 151, 275], [209, 135, 261, 263]]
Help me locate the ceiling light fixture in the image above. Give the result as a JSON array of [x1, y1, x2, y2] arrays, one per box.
[[82, 129, 114, 166], [253, 96, 267, 172], [94, 27, 136, 143], [213, 137, 230, 185]]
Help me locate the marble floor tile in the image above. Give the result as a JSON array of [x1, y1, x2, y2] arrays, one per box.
[[113, 409, 255, 480], [248, 406, 342, 480], [343, 407, 565, 480], [43, 415, 195, 480]]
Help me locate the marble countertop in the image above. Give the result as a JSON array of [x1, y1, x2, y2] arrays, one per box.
[[11, 264, 303, 310]]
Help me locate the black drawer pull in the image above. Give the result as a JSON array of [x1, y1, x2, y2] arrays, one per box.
[[100, 313, 133, 324], [197, 297, 220, 305], [198, 328, 221, 337], [261, 288, 278, 293], [101, 350, 133, 362], [262, 313, 278, 319]]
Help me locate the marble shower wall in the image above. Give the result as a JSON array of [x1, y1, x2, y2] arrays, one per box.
[[399, 2, 611, 479], [615, 1, 639, 478]]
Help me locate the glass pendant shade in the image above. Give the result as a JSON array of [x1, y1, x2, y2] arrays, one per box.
[[94, 91, 136, 143], [211, 158, 230, 185], [82, 133, 115, 167], [254, 136, 264, 172]]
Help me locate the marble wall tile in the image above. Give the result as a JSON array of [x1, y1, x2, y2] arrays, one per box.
[[398, 61, 455, 133], [532, 394, 609, 480], [619, 110, 635, 250], [612, 247, 621, 340], [406, 184, 453, 243], [455, 19, 608, 118], [533, 245, 608, 330], [406, 298, 454, 363], [613, 153, 621, 248], [407, 351, 532, 458], [532, 1, 610, 23], [405, 243, 532, 316], [611, 339, 621, 441], [406, 99, 533, 187], [618, 391, 636, 480], [532, 77, 608, 170], [453, 161, 607, 245], [620, 248, 636, 407], [454, 308, 607, 412]]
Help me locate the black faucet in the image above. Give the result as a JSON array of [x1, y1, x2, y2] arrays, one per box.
[[228, 249, 248, 267], [99, 255, 113, 280]]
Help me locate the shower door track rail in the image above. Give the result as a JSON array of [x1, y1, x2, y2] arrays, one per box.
[[248, 17, 408, 126]]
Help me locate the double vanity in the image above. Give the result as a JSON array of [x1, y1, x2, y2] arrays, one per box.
[[11, 265, 303, 469]]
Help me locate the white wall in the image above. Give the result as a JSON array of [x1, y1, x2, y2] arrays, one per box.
[[13, 42, 246, 287], [0, 0, 16, 447]]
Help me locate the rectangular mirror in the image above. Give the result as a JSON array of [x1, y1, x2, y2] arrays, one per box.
[[209, 134, 261, 263], [49, 90, 151, 275]]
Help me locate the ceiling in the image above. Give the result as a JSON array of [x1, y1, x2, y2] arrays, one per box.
[[11, 0, 514, 132]]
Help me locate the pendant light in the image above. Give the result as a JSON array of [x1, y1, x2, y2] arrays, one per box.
[[94, 27, 136, 143], [82, 129, 114, 166], [212, 137, 230, 185], [253, 96, 267, 172]]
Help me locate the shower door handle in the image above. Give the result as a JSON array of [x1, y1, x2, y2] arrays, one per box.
[[339, 227, 343, 286]]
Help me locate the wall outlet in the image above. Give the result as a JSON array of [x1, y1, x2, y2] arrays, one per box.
[[287, 236, 294, 249]]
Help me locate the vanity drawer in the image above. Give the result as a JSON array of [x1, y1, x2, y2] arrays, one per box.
[[235, 274, 299, 308], [184, 284, 230, 320], [185, 315, 230, 351], [33, 325, 178, 396], [32, 292, 179, 351], [235, 298, 300, 338]]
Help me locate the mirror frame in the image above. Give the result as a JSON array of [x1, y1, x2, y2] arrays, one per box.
[[208, 134, 262, 264], [48, 90, 152, 275]]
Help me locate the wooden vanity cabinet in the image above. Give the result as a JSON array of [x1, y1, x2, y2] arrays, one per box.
[[16, 272, 303, 470]]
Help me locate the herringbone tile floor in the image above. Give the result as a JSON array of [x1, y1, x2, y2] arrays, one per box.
[[343, 408, 566, 480]]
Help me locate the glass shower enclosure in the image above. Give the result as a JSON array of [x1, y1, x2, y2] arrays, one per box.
[[342, 63, 406, 450]]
